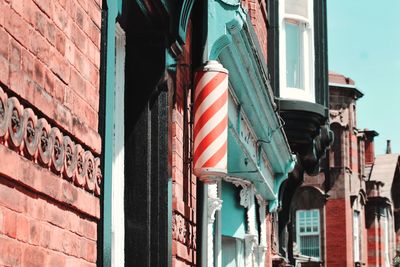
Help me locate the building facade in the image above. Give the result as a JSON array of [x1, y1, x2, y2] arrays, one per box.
[[0, 0, 102, 266], [289, 72, 400, 267], [0, 0, 331, 267]]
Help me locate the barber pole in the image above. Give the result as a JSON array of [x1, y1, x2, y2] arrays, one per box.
[[193, 60, 229, 181]]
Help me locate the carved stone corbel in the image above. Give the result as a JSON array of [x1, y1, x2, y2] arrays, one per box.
[[244, 234, 258, 267]]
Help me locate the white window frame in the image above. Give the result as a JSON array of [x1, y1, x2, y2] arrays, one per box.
[[381, 208, 390, 266], [296, 209, 320, 259], [353, 210, 361, 262], [279, 0, 315, 103], [112, 22, 126, 267]]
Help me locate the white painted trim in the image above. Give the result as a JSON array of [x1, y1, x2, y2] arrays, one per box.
[[295, 209, 320, 260], [112, 22, 126, 267], [279, 0, 315, 103]]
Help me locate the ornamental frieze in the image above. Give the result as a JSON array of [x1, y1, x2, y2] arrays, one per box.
[[0, 87, 102, 196]]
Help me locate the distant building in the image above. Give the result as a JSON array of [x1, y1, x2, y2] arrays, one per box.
[[289, 72, 400, 267]]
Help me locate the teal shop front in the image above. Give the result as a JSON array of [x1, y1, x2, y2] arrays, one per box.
[[196, 1, 296, 266]]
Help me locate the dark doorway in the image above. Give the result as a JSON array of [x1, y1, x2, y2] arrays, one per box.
[[120, 2, 169, 266]]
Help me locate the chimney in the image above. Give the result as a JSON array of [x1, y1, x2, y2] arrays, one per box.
[[386, 140, 392, 154], [363, 129, 379, 166]]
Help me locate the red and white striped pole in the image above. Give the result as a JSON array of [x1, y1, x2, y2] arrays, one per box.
[[193, 60, 228, 182]]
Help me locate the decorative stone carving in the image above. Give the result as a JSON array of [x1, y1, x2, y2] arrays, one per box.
[[172, 213, 187, 243], [206, 182, 222, 267], [329, 107, 349, 127], [0, 87, 102, 196], [245, 234, 258, 267], [207, 183, 222, 224], [256, 195, 268, 247], [172, 212, 196, 249]]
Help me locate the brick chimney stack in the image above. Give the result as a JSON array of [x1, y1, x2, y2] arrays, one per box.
[[386, 140, 392, 154], [363, 129, 379, 166]]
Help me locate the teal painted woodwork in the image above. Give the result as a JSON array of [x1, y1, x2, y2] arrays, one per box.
[[206, 0, 246, 59], [221, 181, 246, 238], [206, 0, 296, 210], [178, 0, 195, 44], [102, 1, 123, 266]]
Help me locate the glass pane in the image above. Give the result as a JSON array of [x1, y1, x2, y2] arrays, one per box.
[[222, 236, 245, 267], [285, 23, 303, 89], [300, 235, 320, 258]]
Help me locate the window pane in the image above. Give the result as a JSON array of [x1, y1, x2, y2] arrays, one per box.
[[285, 23, 303, 89], [300, 235, 320, 258], [296, 209, 320, 258]]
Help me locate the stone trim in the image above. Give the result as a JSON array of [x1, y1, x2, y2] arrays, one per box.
[[0, 87, 102, 196]]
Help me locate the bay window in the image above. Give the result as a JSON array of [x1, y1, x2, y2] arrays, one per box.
[[280, 0, 315, 102]]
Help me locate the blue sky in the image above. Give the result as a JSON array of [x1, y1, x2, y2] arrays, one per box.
[[327, 0, 400, 154]]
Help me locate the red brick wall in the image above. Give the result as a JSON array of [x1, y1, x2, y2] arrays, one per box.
[[0, 0, 101, 152], [172, 20, 197, 267], [326, 199, 353, 267], [367, 217, 382, 267], [0, 0, 102, 266], [243, 0, 268, 59]]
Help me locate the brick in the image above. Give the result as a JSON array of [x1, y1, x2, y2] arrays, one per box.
[[0, 181, 27, 213], [30, 30, 49, 62], [44, 202, 66, 228], [87, 0, 101, 28], [22, 245, 46, 267], [34, 5, 48, 37], [65, 88, 98, 129], [76, 0, 88, 12], [40, 223, 51, 248], [34, 59, 45, 87], [26, 197, 45, 221], [44, 68, 55, 92], [0, 235, 22, 266], [86, 82, 99, 111], [55, 29, 66, 55], [9, 39, 22, 72], [4, 208, 17, 238], [61, 230, 80, 257], [23, 0, 36, 25], [70, 67, 87, 98], [61, 181, 79, 206], [0, 56, 9, 86], [29, 219, 42, 245], [80, 219, 97, 241], [16, 214, 30, 242], [33, 0, 54, 18], [22, 48, 35, 78], [71, 23, 87, 54], [69, 69, 99, 111], [48, 47, 70, 83], [48, 252, 66, 267], [46, 19, 56, 44], [53, 1, 70, 33], [65, 39, 75, 65], [53, 76, 65, 102], [74, 4, 87, 30], [5, 7, 30, 47], [0, 27, 9, 60], [0, 1, 6, 26], [86, 239, 97, 262], [87, 18, 100, 49]]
